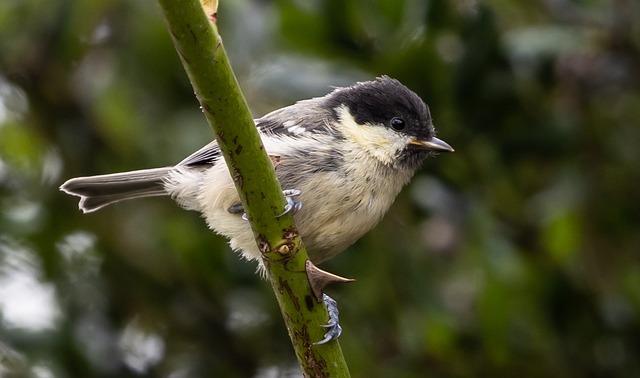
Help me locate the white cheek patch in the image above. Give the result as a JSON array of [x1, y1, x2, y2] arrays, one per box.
[[335, 105, 410, 165]]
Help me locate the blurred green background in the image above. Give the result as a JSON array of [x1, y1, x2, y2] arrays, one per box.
[[1, 0, 640, 376]]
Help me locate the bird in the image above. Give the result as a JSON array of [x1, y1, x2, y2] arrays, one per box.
[[60, 75, 453, 343]]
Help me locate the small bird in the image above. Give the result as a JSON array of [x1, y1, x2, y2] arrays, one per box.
[[61, 76, 453, 343]]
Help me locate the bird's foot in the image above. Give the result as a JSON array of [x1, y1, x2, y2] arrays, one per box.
[[314, 294, 342, 345], [305, 260, 355, 345], [228, 189, 302, 220], [277, 189, 302, 217]]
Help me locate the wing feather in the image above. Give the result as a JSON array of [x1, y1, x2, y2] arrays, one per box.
[[177, 98, 333, 167], [178, 141, 221, 166]]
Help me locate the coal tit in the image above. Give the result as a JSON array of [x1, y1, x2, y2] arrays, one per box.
[[60, 76, 453, 341], [61, 76, 452, 263]]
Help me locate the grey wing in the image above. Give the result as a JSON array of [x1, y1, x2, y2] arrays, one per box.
[[256, 99, 334, 136], [176, 118, 263, 167], [177, 141, 222, 167], [179, 98, 332, 166]]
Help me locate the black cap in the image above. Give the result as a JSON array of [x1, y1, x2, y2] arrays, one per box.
[[326, 76, 436, 142]]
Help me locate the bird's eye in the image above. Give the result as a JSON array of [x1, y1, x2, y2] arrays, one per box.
[[390, 117, 406, 130]]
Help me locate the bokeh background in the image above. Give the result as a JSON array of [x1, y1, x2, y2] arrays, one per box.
[[1, 0, 640, 377]]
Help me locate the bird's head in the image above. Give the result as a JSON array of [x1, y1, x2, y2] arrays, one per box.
[[326, 76, 453, 169]]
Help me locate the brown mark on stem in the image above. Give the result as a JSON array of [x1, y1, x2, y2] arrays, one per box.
[[257, 236, 271, 255], [279, 276, 300, 312], [232, 170, 243, 189], [304, 295, 315, 312], [273, 227, 300, 257], [186, 24, 197, 42], [283, 227, 299, 241], [305, 343, 328, 377]]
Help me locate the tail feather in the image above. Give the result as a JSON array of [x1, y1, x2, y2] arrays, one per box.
[[60, 167, 172, 213]]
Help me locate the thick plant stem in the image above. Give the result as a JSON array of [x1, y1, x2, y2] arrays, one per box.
[[155, 0, 350, 376]]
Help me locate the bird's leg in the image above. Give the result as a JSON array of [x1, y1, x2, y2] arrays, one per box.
[[228, 189, 302, 220]]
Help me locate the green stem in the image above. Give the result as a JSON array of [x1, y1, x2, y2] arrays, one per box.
[[155, 0, 350, 376]]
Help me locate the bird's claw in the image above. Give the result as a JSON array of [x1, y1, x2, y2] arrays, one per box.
[[277, 189, 302, 217], [314, 294, 342, 345], [235, 189, 302, 221]]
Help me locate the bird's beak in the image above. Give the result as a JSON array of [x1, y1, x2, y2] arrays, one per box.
[[409, 137, 454, 152]]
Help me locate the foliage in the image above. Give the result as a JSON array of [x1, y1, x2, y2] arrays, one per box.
[[1, 0, 639, 376]]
